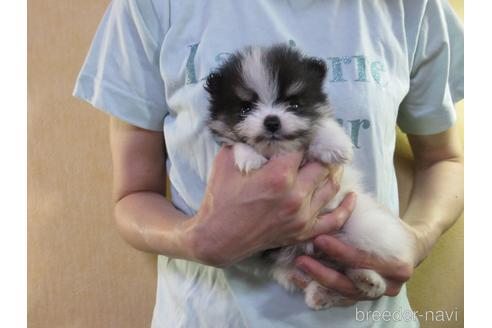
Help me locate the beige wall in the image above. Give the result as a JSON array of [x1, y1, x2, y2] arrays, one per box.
[[28, 1, 157, 327], [28, 1, 464, 327]]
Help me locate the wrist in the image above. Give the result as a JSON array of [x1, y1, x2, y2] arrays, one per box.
[[405, 221, 441, 266], [176, 213, 226, 267], [171, 217, 204, 263]]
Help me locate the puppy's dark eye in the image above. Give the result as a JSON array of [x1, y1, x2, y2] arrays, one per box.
[[240, 102, 253, 116], [288, 102, 300, 111]]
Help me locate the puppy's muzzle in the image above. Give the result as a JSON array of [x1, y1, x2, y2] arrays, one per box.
[[264, 115, 281, 133]]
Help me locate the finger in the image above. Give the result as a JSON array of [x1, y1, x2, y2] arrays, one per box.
[[384, 280, 403, 297], [263, 151, 304, 173], [313, 235, 370, 267], [291, 268, 312, 289], [257, 151, 304, 188], [308, 179, 343, 215], [294, 161, 331, 195], [313, 235, 412, 282], [295, 256, 361, 298], [211, 146, 236, 174], [309, 193, 356, 237], [327, 164, 344, 190]]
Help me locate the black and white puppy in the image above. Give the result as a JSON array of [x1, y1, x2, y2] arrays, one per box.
[[204, 45, 413, 310]]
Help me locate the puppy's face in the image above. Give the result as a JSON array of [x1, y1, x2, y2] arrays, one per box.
[[205, 46, 331, 157]]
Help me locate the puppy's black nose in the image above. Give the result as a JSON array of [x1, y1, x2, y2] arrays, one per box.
[[264, 115, 281, 132]]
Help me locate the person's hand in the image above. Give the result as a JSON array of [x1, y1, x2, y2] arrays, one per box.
[[183, 146, 356, 267], [293, 235, 414, 304], [326, 164, 344, 192]]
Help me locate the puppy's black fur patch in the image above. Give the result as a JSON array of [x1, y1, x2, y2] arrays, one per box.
[[205, 45, 330, 144]]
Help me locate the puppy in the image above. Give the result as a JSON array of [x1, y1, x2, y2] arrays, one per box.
[[204, 45, 413, 310]]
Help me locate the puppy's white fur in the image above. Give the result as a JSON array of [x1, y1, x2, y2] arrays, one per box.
[[236, 103, 311, 160], [241, 47, 278, 105], [233, 143, 267, 173], [208, 46, 413, 310], [234, 116, 413, 309]]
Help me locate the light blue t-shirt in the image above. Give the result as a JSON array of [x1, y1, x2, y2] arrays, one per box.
[[73, 0, 463, 327]]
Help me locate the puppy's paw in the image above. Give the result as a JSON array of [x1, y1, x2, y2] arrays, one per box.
[[271, 267, 301, 293], [308, 119, 354, 165], [346, 268, 386, 298], [308, 139, 353, 166], [304, 281, 348, 310], [235, 154, 267, 173], [233, 143, 267, 174]]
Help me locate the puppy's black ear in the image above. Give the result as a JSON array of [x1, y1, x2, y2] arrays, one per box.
[[204, 72, 222, 95], [305, 57, 328, 81]]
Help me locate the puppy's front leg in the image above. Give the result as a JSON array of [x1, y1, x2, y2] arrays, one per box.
[[308, 119, 353, 165], [233, 143, 267, 174]]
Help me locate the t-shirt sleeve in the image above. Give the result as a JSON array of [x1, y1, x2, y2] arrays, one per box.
[[397, 0, 464, 135], [73, 0, 169, 131]]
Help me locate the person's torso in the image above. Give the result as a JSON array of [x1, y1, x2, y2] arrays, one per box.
[[153, 1, 419, 327], [160, 0, 411, 214]]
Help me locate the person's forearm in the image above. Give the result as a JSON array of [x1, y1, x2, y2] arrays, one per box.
[[113, 191, 195, 260], [402, 158, 464, 264]]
